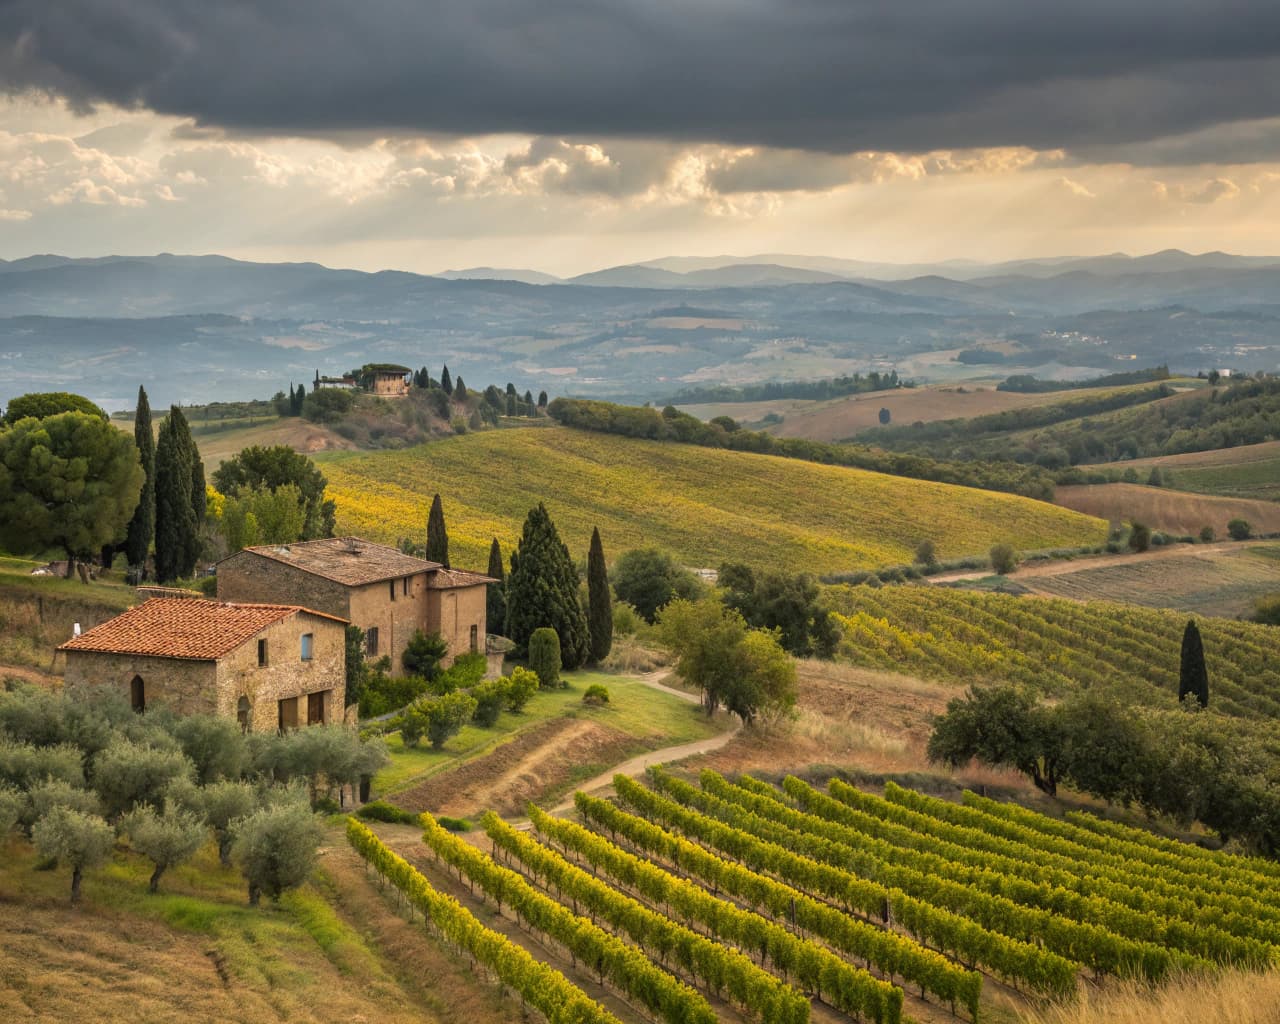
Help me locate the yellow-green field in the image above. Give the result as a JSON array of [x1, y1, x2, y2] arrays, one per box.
[[317, 427, 1108, 574]]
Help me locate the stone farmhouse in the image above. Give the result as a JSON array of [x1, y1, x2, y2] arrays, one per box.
[[314, 364, 410, 398], [59, 598, 347, 732], [216, 537, 494, 674]]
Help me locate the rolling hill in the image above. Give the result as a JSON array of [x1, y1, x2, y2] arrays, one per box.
[[316, 427, 1108, 575]]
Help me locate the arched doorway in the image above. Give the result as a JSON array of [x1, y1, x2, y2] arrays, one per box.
[[130, 675, 145, 713], [237, 696, 251, 733]]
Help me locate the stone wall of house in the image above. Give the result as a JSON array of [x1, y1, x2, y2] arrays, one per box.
[[346, 572, 431, 672], [217, 551, 351, 618], [215, 611, 346, 732], [425, 583, 487, 663], [64, 650, 218, 715]]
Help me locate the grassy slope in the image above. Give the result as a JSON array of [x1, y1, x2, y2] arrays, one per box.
[[374, 669, 722, 799], [1089, 440, 1280, 501], [1054, 482, 1280, 536], [1022, 542, 1280, 618], [318, 427, 1107, 574]]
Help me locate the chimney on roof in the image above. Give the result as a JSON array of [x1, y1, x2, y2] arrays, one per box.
[[343, 538, 361, 554]]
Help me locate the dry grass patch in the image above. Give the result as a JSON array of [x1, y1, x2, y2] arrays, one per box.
[[1054, 482, 1280, 536], [1022, 969, 1280, 1024]]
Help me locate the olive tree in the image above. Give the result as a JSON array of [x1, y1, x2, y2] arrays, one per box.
[[231, 801, 322, 906], [122, 805, 208, 893], [32, 806, 115, 904]]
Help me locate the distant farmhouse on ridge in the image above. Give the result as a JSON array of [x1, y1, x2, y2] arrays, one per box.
[[314, 363, 411, 398]]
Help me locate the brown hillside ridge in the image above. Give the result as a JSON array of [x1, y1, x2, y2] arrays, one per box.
[[1055, 482, 1280, 536], [216, 537, 497, 671]]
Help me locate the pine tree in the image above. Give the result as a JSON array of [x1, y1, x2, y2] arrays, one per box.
[[538, 391, 548, 408], [441, 365, 453, 395], [486, 538, 507, 636], [1179, 619, 1210, 708], [426, 493, 449, 568], [124, 386, 155, 578], [505, 503, 589, 669], [154, 407, 199, 581], [586, 526, 612, 664], [453, 377, 467, 401]]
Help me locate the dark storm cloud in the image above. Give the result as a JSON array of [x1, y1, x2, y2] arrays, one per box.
[[4, 1, 1280, 157]]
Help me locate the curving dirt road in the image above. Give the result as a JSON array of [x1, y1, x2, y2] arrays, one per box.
[[547, 671, 742, 813]]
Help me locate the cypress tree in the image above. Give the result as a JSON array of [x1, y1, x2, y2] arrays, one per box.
[[1179, 620, 1210, 708], [505, 503, 589, 669], [124, 386, 155, 578], [154, 407, 199, 581], [440, 365, 453, 395], [586, 526, 612, 664], [538, 391, 548, 408], [453, 377, 467, 401], [426, 493, 449, 568], [486, 538, 507, 636]]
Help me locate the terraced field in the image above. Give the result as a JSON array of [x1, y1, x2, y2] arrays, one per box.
[[350, 769, 1280, 1024], [825, 585, 1280, 718], [318, 428, 1107, 575]]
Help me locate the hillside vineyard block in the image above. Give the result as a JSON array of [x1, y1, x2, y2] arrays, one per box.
[[215, 537, 494, 674], [59, 598, 347, 733]]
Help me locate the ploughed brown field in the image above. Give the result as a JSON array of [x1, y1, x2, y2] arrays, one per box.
[[1054, 482, 1280, 536]]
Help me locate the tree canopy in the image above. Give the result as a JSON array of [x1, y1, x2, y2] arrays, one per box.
[[505, 503, 589, 669], [426, 493, 449, 567], [154, 407, 200, 581], [3, 392, 107, 425], [124, 386, 155, 574], [612, 547, 702, 623], [586, 527, 613, 664], [719, 563, 837, 659], [0, 411, 143, 568], [212, 445, 335, 540]]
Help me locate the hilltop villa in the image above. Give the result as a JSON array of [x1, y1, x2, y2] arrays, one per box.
[[216, 537, 494, 672], [314, 365, 411, 397], [59, 598, 347, 732]]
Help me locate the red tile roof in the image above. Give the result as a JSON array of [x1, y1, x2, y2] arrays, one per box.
[[229, 537, 441, 587], [58, 599, 346, 662]]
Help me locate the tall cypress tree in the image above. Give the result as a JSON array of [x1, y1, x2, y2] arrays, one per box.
[[453, 377, 467, 402], [426, 493, 449, 568], [124, 386, 155, 578], [586, 526, 613, 664], [440, 365, 453, 395], [1179, 620, 1210, 708], [154, 407, 199, 581], [505, 504, 589, 669], [486, 538, 507, 637]]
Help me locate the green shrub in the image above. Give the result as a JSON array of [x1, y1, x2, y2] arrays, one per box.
[[358, 674, 430, 718], [504, 667, 538, 712], [402, 629, 447, 679], [989, 543, 1019, 575], [582, 684, 610, 706], [1200, 525, 1216, 542], [1227, 518, 1253, 540], [1127, 521, 1151, 553], [470, 678, 509, 727], [436, 815, 472, 832], [355, 800, 416, 825], [398, 691, 477, 750], [529, 627, 562, 688]]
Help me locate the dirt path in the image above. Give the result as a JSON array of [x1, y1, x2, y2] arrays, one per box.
[[928, 539, 1247, 584], [548, 672, 741, 813], [0, 663, 61, 688]]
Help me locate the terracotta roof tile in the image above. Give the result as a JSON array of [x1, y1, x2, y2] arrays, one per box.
[[228, 537, 440, 587], [425, 568, 498, 589], [59, 599, 346, 662]]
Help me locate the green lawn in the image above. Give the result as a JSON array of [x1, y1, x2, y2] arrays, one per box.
[[372, 669, 721, 797]]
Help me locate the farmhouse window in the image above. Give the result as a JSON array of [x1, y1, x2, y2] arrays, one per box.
[[403, 577, 409, 596], [258, 638, 268, 666], [470, 624, 479, 653], [130, 675, 145, 713], [307, 691, 326, 725], [237, 696, 251, 732], [301, 633, 314, 661], [389, 580, 396, 601], [366, 627, 379, 656]]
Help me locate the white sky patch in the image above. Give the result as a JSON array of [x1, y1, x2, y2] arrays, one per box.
[[0, 95, 1278, 275]]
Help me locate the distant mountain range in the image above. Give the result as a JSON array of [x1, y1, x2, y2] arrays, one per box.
[[0, 250, 1277, 411]]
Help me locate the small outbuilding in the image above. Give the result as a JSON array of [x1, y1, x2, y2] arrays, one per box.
[[59, 598, 347, 732]]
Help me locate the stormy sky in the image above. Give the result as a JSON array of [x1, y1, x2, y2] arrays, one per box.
[[2, 1, 1280, 274]]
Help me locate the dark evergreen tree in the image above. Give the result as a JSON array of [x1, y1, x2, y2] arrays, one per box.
[[124, 386, 155, 578], [1179, 620, 1210, 708], [505, 504, 589, 669], [486, 538, 507, 636], [506, 393, 517, 416], [453, 377, 467, 401], [523, 389, 534, 407], [537, 390, 549, 408], [441, 365, 453, 395], [586, 526, 612, 664], [154, 407, 199, 581], [426, 493, 449, 568]]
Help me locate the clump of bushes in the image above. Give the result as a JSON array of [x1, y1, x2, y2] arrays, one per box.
[[529, 628, 562, 688], [355, 800, 417, 825], [582, 684, 610, 706], [990, 543, 1019, 575]]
